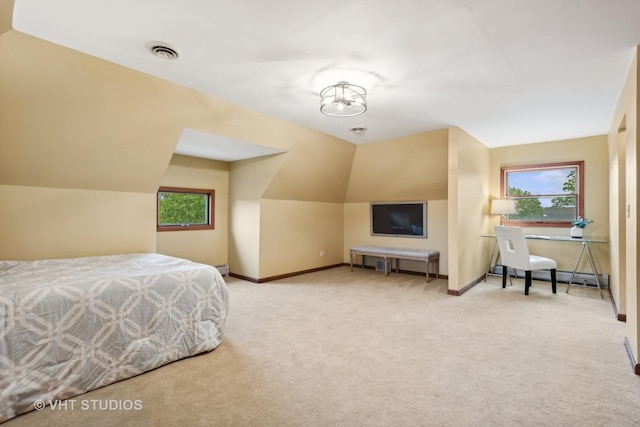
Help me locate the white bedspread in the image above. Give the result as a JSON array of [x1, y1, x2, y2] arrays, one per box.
[[0, 253, 229, 422]]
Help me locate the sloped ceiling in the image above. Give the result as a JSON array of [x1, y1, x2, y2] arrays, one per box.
[[0, 31, 191, 193], [175, 129, 284, 162], [0, 0, 12, 35], [0, 28, 356, 199], [9, 0, 640, 147], [345, 129, 449, 203], [3, 1, 640, 197]]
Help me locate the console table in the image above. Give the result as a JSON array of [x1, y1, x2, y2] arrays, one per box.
[[482, 234, 607, 298], [349, 245, 440, 282]]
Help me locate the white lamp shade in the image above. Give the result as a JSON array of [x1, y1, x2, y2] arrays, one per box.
[[491, 199, 516, 215]]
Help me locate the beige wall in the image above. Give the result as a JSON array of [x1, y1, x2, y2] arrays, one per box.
[[628, 51, 639, 365], [221, 115, 355, 280], [228, 197, 261, 279], [448, 127, 491, 291], [228, 139, 354, 280], [342, 129, 449, 275], [156, 155, 229, 266], [228, 128, 451, 281], [0, 0, 14, 35], [228, 155, 285, 279], [0, 31, 189, 194], [489, 135, 610, 275], [345, 129, 448, 202], [1, 28, 354, 270], [343, 201, 448, 275], [0, 184, 155, 260], [0, 31, 206, 260], [260, 200, 344, 278], [263, 130, 356, 203], [609, 47, 638, 363], [609, 128, 627, 315], [159, 130, 452, 280]]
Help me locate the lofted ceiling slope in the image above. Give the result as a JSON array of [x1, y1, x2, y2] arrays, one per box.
[[9, 0, 640, 151], [0, 28, 358, 198]]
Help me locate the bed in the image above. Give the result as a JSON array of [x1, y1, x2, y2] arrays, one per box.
[[0, 253, 229, 422]]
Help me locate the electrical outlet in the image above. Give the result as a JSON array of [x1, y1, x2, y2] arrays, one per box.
[[319, 251, 325, 257]]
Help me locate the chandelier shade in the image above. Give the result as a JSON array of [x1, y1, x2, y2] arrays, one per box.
[[320, 81, 367, 117]]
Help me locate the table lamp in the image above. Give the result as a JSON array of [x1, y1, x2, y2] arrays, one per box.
[[491, 199, 516, 225]]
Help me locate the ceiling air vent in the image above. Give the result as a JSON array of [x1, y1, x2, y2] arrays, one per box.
[[146, 42, 179, 60]]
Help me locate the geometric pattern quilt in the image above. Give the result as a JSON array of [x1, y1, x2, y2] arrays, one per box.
[[0, 253, 229, 422]]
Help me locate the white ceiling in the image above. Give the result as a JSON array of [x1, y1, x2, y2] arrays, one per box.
[[10, 0, 640, 160], [175, 128, 284, 162]]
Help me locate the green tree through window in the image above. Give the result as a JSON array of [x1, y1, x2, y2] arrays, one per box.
[[551, 169, 576, 207], [501, 161, 583, 227], [508, 187, 544, 220], [157, 187, 214, 231]]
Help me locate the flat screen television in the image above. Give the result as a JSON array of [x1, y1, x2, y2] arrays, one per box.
[[370, 201, 427, 238]]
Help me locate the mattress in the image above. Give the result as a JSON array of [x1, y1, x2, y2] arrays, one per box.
[[0, 253, 229, 422]]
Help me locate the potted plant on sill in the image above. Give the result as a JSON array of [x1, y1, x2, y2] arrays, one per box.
[[571, 216, 593, 238]]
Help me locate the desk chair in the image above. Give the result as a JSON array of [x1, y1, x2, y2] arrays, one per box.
[[494, 226, 557, 295]]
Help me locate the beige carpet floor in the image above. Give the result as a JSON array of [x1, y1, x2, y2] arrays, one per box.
[[5, 266, 640, 427]]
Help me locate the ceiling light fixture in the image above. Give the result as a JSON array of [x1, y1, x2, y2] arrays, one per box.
[[320, 81, 367, 117]]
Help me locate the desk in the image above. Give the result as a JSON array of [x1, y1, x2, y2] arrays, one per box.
[[482, 234, 607, 298]]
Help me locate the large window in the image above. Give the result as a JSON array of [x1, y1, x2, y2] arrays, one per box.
[[157, 187, 214, 231], [500, 161, 584, 227]]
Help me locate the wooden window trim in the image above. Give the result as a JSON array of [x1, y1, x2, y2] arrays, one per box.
[[500, 161, 584, 228], [157, 186, 215, 232]]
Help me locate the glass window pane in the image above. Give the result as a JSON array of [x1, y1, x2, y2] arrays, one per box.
[[507, 168, 577, 196], [158, 192, 208, 226], [501, 161, 583, 227], [509, 196, 577, 222]]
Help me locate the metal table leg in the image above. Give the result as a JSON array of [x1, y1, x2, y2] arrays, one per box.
[[485, 238, 498, 282], [584, 242, 604, 298], [566, 243, 585, 291], [566, 241, 604, 299]]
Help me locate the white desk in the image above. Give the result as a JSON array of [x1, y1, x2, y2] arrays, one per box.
[[482, 234, 608, 298]]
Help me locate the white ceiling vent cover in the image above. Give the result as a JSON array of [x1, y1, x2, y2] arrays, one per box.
[[146, 42, 179, 60]]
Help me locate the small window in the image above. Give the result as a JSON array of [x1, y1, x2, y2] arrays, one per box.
[[500, 161, 584, 227], [157, 187, 214, 231]]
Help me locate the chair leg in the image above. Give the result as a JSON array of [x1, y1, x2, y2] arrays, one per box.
[[524, 271, 532, 295], [502, 265, 507, 288], [550, 268, 557, 293]]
